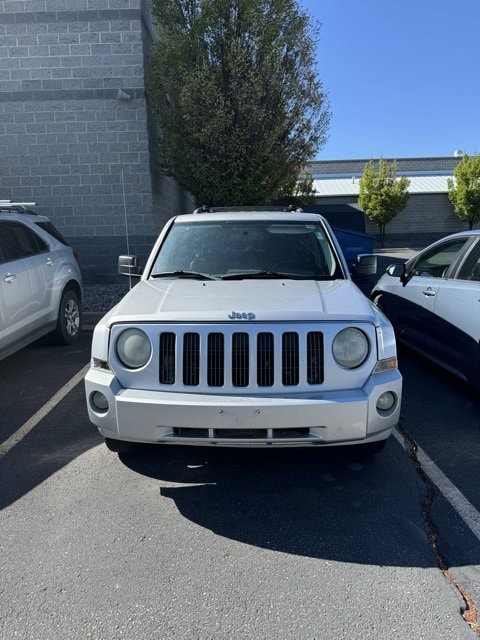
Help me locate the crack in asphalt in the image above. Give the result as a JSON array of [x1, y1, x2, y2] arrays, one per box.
[[396, 421, 480, 637]]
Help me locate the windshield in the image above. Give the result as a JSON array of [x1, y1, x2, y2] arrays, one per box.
[[150, 220, 344, 280]]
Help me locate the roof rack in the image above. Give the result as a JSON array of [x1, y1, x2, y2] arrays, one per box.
[[0, 200, 37, 215], [192, 205, 304, 214]]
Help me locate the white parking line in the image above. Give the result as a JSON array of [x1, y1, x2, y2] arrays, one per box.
[[393, 431, 480, 543], [0, 364, 89, 458]]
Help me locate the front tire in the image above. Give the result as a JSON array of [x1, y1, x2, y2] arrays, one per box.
[[53, 288, 81, 344]]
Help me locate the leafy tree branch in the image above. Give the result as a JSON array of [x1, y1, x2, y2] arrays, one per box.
[[448, 154, 480, 230], [148, 0, 330, 205], [358, 159, 410, 247]]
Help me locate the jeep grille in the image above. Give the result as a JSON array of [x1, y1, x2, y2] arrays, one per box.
[[158, 329, 324, 388]]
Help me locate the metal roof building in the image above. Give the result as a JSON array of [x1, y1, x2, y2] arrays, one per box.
[[307, 156, 475, 248], [312, 174, 452, 198]]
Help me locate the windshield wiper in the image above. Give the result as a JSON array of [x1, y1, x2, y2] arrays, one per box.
[[222, 270, 298, 280], [150, 270, 217, 281], [222, 270, 335, 281]]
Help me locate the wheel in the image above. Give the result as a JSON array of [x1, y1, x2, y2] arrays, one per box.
[[52, 288, 82, 345], [105, 438, 140, 453]]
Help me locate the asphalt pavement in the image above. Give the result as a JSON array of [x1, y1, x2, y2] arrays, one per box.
[[2, 264, 479, 639]]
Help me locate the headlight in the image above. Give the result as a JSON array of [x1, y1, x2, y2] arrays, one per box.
[[332, 327, 369, 369], [116, 328, 152, 369]]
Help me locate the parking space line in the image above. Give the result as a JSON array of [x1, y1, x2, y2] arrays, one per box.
[[393, 431, 480, 542], [0, 364, 89, 458]]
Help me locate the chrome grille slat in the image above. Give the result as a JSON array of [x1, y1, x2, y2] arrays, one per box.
[[158, 326, 323, 389]]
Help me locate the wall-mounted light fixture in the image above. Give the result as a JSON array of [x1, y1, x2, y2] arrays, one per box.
[[117, 89, 132, 101]]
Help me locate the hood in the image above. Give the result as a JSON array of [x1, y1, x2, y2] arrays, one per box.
[[103, 278, 378, 325]]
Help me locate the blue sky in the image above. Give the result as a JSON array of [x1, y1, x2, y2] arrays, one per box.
[[300, 0, 480, 161]]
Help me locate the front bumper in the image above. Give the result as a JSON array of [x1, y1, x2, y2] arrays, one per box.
[[85, 367, 402, 448]]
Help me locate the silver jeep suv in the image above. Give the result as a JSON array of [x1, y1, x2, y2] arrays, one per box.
[[0, 202, 82, 360], [85, 207, 402, 456]]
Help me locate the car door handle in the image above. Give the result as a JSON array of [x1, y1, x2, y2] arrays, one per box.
[[46, 258, 54, 266], [422, 287, 436, 297], [3, 272, 16, 283]]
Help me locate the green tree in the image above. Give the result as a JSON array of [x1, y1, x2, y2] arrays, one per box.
[[447, 154, 480, 230], [358, 159, 410, 247], [148, 0, 330, 206], [275, 168, 315, 205]]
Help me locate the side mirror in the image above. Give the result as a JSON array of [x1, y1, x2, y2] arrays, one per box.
[[386, 262, 410, 286], [386, 263, 405, 277], [118, 255, 142, 277], [351, 254, 377, 277]]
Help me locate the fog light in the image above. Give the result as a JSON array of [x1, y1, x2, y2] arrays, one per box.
[[376, 391, 396, 413], [91, 391, 109, 413]]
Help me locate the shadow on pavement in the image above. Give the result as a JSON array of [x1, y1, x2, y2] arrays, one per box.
[[118, 437, 480, 569], [0, 333, 101, 511]]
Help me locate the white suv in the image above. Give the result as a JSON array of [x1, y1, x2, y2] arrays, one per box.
[[0, 202, 82, 360], [85, 207, 402, 455]]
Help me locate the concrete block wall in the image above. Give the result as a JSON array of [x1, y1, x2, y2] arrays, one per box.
[[0, 0, 194, 283]]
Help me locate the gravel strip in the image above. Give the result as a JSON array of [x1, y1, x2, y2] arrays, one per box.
[[82, 284, 130, 313]]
